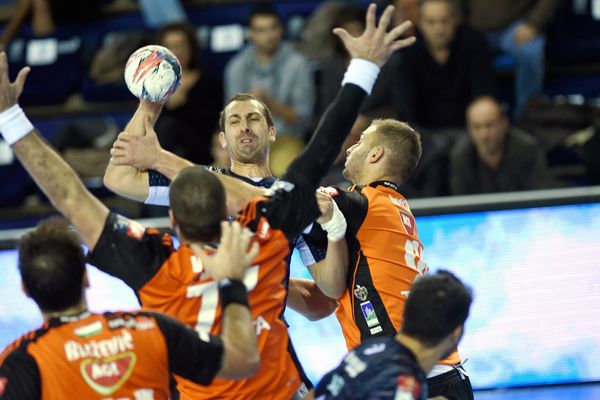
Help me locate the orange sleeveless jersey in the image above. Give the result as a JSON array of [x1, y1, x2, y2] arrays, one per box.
[[89, 202, 304, 400], [0, 312, 177, 399], [331, 182, 460, 365]]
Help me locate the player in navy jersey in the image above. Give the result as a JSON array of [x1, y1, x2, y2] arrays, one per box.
[[311, 271, 473, 400]]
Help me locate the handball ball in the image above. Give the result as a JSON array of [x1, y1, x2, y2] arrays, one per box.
[[124, 45, 182, 103]]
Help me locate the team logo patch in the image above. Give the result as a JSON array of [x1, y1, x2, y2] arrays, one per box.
[[80, 352, 137, 396], [359, 301, 380, 328], [399, 211, 415, 236], [0, 377, 7, 395], [395, 375, 422, 400], [353, 285, 368, 301]]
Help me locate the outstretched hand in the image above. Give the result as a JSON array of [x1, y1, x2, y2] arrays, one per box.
[[110, 117, 162, 170], [0, 52, 30, 112], [192, 221, 259, 282], [333, 3, 416, 67]]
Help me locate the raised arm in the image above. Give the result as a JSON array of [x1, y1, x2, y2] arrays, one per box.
[[0, 52, 107, 250], [284, 4, 415, 189], [103, 100, 165, 202], [109, 116, 265, 214]]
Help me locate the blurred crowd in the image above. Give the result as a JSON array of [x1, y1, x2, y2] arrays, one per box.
[[1, 0, 600, 220]]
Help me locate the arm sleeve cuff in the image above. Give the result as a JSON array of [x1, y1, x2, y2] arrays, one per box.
[[341, 58, 381, 95]]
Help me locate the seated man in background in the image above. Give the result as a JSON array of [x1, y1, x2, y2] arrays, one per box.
[[458, 0, 562, 118], [371, 0, 496, 196], [450, 96, 555, 195], [224, 3, 315, 176], [311, 271, 473, 400]]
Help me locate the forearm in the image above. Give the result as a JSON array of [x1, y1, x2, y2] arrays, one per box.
[[104, 162, 149, 202], [103, 101, 164, 201], [12, 132, 108, 248], [214, 172, 266, 215], [287, 278, 338, 321], [125, 101, 163, 136], [310, 239, 348, 299], [152, 148, 195, 180], [219, 303, 259, 379]]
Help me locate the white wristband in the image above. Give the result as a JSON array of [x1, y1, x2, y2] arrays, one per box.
[[320, 199, 347, 242], [341, 58, 380, 95], [0, 104, 34, 145]]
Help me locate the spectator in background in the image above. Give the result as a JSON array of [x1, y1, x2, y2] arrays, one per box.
[[391, 0, 495, 132], [154, 22, 223, 165], [0, 0, 100, 50], [224, 3, 315, 176], [458, 0, 562, 118], [370, 0, 495, 197], [450, 96, 553, 195]]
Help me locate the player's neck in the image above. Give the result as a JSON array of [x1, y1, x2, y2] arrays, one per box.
[[230, 160, 272, 179], [395, 333, 447, 375], [42, 299, 88, 322]]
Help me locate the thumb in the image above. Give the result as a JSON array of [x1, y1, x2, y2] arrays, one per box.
[[14, 66, 30, 94], [333, 27, 353, 46]]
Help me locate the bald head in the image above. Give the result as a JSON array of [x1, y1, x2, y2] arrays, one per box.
[[466, 96, 508, 158]]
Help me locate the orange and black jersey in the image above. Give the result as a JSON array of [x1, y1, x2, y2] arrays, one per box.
[[0, 311, 222, 400], [88, 82, 371, 398], [305, 181, 428, 350]]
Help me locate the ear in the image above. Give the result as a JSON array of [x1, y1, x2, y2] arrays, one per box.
[[269, 126, 276, 142], [451, 324, 464, 345], [368, 146, 385, 164], [83, 270, 90, 289], [21, 282, 31, 298], [169, 209, 177, 231], [218, 131, 227, 149]]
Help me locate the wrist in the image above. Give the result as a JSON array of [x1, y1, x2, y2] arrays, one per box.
[[218, 279, 249, 309], [319, 200, 347, 241], [0, 104, 35, 145], [341, 58, 380, 95]]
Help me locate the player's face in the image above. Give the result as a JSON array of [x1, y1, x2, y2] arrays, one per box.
[[162, 30, 191, 68], [418, 1, 456, 50], [221, 100, 275, 164], [467, 101, 508, 157], [249, 15, 283, 55], [343, 125, 377, 183]]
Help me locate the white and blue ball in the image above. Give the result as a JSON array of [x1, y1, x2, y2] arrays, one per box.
[[124, 45, 182, 103]]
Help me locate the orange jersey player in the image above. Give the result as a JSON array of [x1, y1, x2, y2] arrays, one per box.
[[293, 119, 473, 399], [0, 218, 259, 399]]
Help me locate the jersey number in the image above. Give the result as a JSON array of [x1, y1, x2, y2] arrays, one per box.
[[404, 240, 428, 274], [186, 263, 259, 334]]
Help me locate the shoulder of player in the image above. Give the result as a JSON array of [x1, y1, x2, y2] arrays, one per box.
[[0, 322, 54, 365]]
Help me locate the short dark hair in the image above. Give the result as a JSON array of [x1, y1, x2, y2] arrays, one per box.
[[219, 93, 274, 132], [169, 166, 227, 243], [156, 22, 202, 70], [402, 270, 473, 346], [248, 3, 281, 26], [18, 218, 85, 313], [372, 119, 422, 183]]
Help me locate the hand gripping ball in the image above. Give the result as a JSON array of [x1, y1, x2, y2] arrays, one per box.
[[124, 45, 182, 103]]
